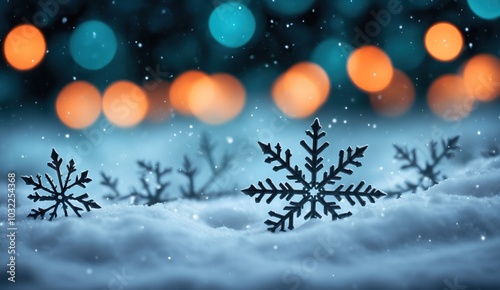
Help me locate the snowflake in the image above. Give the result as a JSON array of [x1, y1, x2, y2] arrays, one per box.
[[22, 148, 101, 220], [386, 135, 460, 198], [242, 119, 385, 232]]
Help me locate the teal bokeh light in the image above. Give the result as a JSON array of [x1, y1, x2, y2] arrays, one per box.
[[70, 20, 117, 70], [467, 0, 500, 20], [310, 39, 354, 86], [383, 25, 425, 71], [209, 3, 256, 48], [266, 0, 315, 16]]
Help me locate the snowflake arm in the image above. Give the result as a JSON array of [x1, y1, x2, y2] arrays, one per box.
[[300, 118, 329, 187], [242, 178, 308, 204], [316, 146, 368, 189], [265, 195, 310, 232], [322, 181, 386, 206]]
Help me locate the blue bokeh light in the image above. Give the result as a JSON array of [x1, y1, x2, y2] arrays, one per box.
[[310, 39, 354, 86], [266, 0, 315, 17], [209, 3, 256, 48], [69, 20, 117, 70], [467, 0, 500, 20], [383, 24, 425, 71]]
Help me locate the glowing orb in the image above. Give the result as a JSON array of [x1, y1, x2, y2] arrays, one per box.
[[266, 0, 315, 16], [347, 46, 393, 92], [209, 3, 256, 48], [272, 62, 330, 118], [169, 70, 208, 115], [188, 74, 246, 125], [427, 75, 473, 121], [102, 81, 149, 127], [70, 20, 117, 70], [369, 70, 415, 117], [425, 22, 463, 62], [467, 0, 500, 20], [462, 54, 500, 102], [3, 24, 46, 70], [56, 81, 101, 129], [144, 81, 171, 122], [310, 39, 353, 86]]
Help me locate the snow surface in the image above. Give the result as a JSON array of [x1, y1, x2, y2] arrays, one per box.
[[1, 155, 500, 290], [2, 111, 500, 290]]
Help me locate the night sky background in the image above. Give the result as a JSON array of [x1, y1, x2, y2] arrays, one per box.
[[0, 0, 498, 123]]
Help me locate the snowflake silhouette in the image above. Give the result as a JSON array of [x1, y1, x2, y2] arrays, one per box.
[[242, 118, 385, 232], [22, 149, 101, 220]]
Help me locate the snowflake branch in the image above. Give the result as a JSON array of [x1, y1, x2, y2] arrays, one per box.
[[317, 146, 368, 189], [300, 118, 329, 188], [322, 181, 385, 206], [258, 141, 310, 189], [265, 195, 310, 232], [242, 178, 308, 204]]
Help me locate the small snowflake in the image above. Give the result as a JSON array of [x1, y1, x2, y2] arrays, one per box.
[[22, 149, 101, 220], [242, 119, 385, 232]]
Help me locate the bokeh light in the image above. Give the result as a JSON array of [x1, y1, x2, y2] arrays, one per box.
[[463, 54, 500, 102], [145, 81, 171, 122], [102, 81, 149, 127], [383, 24, 426, 71], [188, 73, 246, 125], [310, 39, 353, 86], [266, 0, 315, 17], [369, 69, 415, 117], [424, 22, 463, 62], [3, 24, 46, 70], [427, 75, 473, 121], [347, 46, 393, 92], [467, 0, 500, 20], [272, 62, 330, 118], [209, 3, 256, 48], [169, 70, 207, 115], [56, 81, 102, 129], [69, 20, 117, 70]]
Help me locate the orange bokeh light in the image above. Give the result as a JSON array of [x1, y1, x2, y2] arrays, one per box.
[[347, 46, 394, 92], [188, 73, 246, 124], [145, 81, 171, 122], [3, 24, 46, 70], [56, 81, 102, 129], [462, 54, 500, 102], [169, 70, 207, 115], [425, 22, 463, 62], [272, 62, 330, 118], [427, 75, 473, 121], [102, 81, 149, 127], [369, 69, 415, 117]]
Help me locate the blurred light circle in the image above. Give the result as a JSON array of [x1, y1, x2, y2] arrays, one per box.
[[369, 69, 415, 117], [272, 62, 330, 118], [332, 1, 370, 18], [69, 20, 117, 70], [424, 22, 463, 62], [427, 75, 473, 121], [3, 24, 46, 70], [102, 81, 149, 127], [188, 74, 246, 125], [383, 24, 425, 71], [463, 54, 500, 102], [169, 70, 208, 115], [347, 46, 393, 92], [144, 81, 171, 122], [310, 39, 354, 86], [209, 3, 256, 48], [266, 0, 315, 17], [467, 0, 500, 20], [56, 81, 102, 129]]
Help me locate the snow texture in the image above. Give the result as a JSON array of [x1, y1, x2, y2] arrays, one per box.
[[1, 156, 500, 290]]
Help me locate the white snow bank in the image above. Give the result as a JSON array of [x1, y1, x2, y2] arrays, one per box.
[[1, 158, 500, 290]]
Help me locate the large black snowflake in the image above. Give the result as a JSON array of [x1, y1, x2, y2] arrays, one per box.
[[22, 149, 101, 220], [242, 118, 385, 232]]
